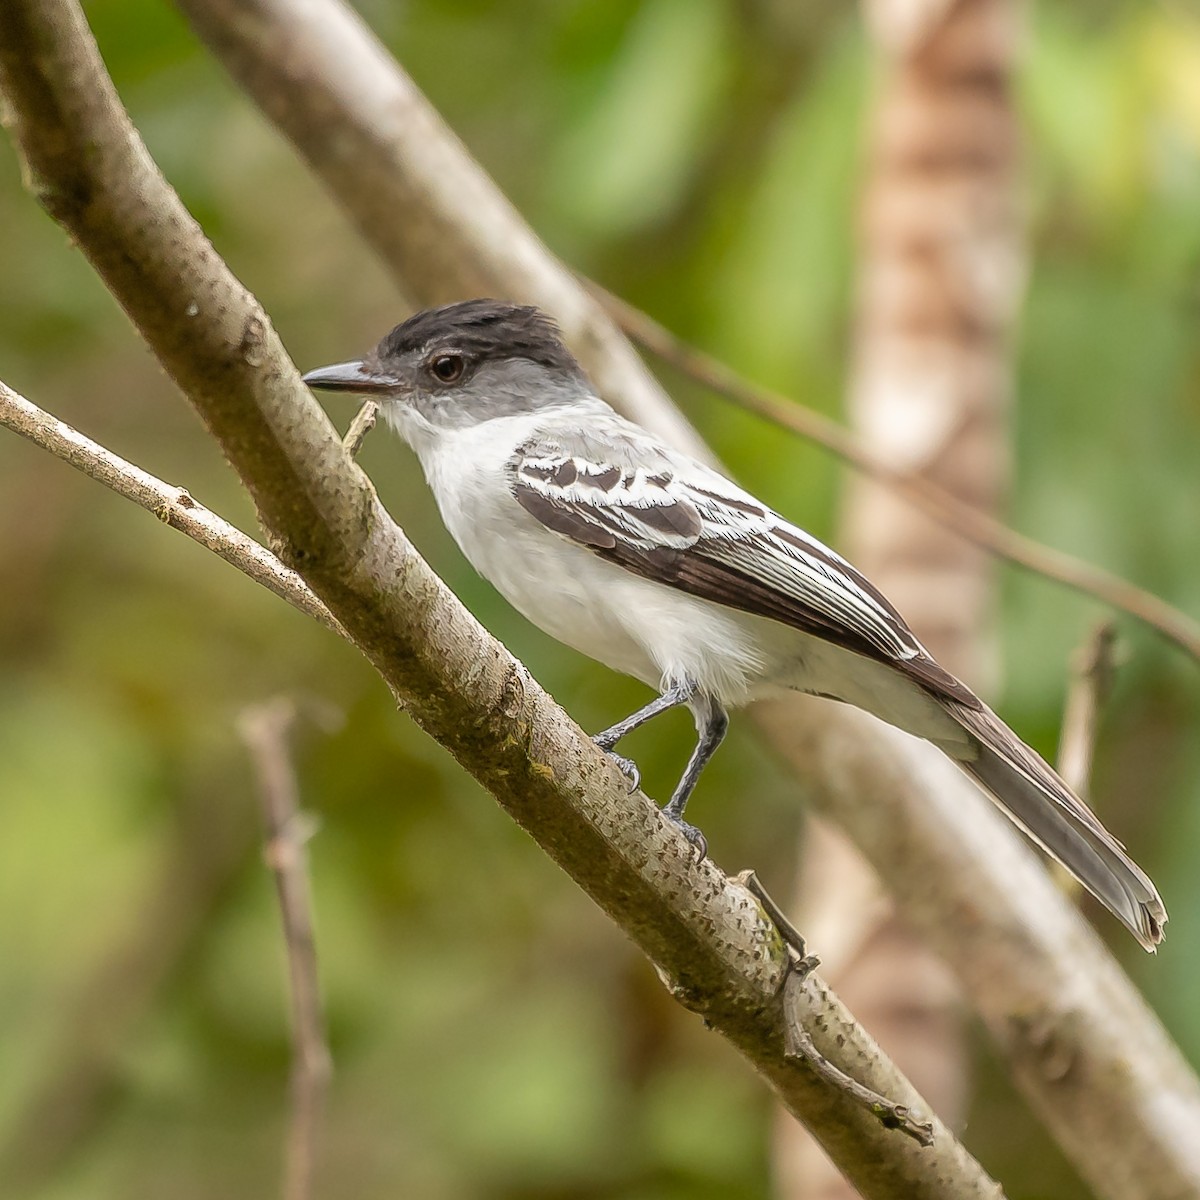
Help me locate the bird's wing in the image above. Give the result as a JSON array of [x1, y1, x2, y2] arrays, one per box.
[[507, 430, 977, 707]]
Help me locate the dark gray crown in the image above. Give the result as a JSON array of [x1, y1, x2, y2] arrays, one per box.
[[374, 299, 584, 378]]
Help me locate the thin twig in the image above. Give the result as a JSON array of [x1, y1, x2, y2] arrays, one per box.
[[0, 380, 344, 637], [239, 699, 331, 1200], [739, 870, 934, 1147], [1057, 620, 1121, 801], [782, 965, 936, 1148], [739, 869, 814, 966], [1052, 621, 1121, 899], [343, 400, 378, 457], [590, 286, 1200, 666]]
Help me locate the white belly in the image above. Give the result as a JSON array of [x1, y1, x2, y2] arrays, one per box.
[[415, 418, 767, 701]]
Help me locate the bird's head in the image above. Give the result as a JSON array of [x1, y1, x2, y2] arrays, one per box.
[[302, 299, 593, 442]]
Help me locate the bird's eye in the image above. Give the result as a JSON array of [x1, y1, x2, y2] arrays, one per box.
[[429, 354, 465, 383]]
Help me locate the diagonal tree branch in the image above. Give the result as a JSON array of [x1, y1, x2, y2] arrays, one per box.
[[160, 5, 1200, 1199], [0, 380, 341, 635], [0, 5, 1001, 1197]]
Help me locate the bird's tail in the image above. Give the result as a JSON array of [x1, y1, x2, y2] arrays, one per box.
[[943, 700, 1166, 951]]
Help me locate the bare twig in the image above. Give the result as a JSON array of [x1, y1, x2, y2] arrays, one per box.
[[740, 870, 813, 965], [743, 871, 934, 1147], [342, 400, 378, 458], [0, 6, 1003, 1196], [1057, 620, 1121, 801], [0, 380, 343, 637], [1052, 621, 1121, 901], [591, 287, 1200, 666], [239, 699, 331, 1200], [782, 966, 936, 1149]]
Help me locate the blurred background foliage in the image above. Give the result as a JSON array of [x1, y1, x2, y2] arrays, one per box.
[[0, 1, 1197, 1197]]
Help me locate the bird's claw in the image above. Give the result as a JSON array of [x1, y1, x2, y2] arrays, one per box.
[[665, 811, 708, 862], [598, 746, 640, 793]]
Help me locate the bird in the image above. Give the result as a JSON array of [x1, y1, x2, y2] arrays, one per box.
[[302, 298, 1167, 951]]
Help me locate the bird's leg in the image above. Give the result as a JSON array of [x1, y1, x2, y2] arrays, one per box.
[[662, 695, 729, 859], [593, 679, 696, 747], [592, 680, 696, 793]]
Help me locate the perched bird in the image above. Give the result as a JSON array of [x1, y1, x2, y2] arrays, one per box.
[[303, 299, 1166, 950]]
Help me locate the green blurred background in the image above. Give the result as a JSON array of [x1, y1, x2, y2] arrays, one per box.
[[1, 2, 1198, 1197]]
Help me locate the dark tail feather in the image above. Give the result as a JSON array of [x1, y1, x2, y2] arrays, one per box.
[[946, 701, 1166, 951]]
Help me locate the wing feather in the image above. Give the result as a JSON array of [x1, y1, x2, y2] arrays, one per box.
[[508, 435, 977, 708]]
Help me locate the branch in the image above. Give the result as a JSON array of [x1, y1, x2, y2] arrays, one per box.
[[782, 971, 934, 1149], [150, 3, 1200, 1197], [342, 401, 378, 459], [592, 288, 1200, 667], [0, 380, 342, 636], [743, 870, 935, 1149], [0, 5, 1001, 1197], [1057, 620, 1120, 802], [239, 699, 331, 1200], [1051, 620, 1121, 902]]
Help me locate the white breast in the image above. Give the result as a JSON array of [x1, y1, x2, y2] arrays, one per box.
[[411, 415, 767, 702]]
